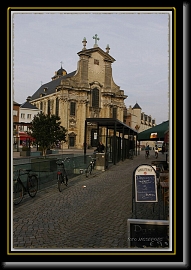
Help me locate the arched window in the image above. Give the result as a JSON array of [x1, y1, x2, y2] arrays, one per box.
[[70, 102, 76, 116], [92, 88, 99, 108]]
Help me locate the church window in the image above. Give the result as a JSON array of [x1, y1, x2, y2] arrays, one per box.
[[113, 107, 117, 119], [92, 88, 99, 109], [55, 98, 59, 116], [40, 101, 43, 111], [47, 100, 50, 116], [70, 102, 76, 116]]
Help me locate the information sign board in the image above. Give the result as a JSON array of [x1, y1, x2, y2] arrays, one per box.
[[134, 164, 158, 202], [127, 219, 169, 248]]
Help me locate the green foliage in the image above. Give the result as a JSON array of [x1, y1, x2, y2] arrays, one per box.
[[28, 112, 67, 156]]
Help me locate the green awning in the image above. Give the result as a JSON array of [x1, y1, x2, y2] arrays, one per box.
[[137, 120, 169, 141]]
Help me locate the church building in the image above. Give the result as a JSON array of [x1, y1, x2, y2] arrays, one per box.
[[30, 35, 127, 149]]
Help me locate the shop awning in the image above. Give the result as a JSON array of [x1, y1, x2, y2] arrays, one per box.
[[19, 132, 35, 141], [137, 120, 169, 141]]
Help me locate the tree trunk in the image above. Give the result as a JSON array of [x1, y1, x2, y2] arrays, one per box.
[[42, 148, 47, 157]]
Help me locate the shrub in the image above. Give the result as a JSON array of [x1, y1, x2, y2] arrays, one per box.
[[22, 146, 30, 151]]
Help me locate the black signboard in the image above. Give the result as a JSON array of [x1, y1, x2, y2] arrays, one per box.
[[135, 175, 157, 202], [127, 219, 169, 248]]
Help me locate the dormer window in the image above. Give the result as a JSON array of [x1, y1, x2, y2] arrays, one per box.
[[40, 93, 45, 97], [44, 87, 48, 92]]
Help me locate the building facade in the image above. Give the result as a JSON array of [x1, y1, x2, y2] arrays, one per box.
[[30, 37, 127, 149], [19, 97, 41, 132], [124, 102, 156, 148]]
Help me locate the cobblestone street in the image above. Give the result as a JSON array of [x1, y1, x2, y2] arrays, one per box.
[[12, 151, 169, 251]]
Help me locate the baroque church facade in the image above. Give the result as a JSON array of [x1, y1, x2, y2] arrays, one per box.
[[30, 36, 127, 149]]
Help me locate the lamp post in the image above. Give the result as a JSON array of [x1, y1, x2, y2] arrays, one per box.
[[13, 135, 16, 151]]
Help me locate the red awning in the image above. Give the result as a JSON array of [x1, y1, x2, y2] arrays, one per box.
[[19, 132, 35, 141]]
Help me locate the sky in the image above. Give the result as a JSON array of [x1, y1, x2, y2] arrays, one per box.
[[12, 9, 171, 125]]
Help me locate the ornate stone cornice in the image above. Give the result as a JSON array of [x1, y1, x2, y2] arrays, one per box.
[[89, 81, 103, 89]]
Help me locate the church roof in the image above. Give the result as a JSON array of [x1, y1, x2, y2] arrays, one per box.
[[31, 70, 76, 101], [77, 46, 116, 63], [133, 102, 142, 109]]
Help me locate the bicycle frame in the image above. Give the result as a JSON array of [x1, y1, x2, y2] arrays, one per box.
[[13, 169, 38, 205], [86, 156, 96, 177], [145, 150, 150, 158], [56, 158, 70, 191]]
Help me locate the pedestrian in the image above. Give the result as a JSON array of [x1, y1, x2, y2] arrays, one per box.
[[145, 144, 150, 157], [95, 141, 105, 153]]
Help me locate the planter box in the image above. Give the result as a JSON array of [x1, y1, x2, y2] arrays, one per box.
[[20, 151, 30, 157], [31, 158, 57, 172], [30, 151, 41, 157]]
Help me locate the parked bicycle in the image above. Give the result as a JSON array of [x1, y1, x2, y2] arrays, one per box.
[[86, 155, 96, 177], [56, 157, 70, 192], [13, 169, 38, 205]]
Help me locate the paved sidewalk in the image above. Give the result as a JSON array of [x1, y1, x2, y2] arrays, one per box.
[[12, 151, 169, 250]]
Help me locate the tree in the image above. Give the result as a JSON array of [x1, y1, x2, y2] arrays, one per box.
[[28, 112, 67, 157]]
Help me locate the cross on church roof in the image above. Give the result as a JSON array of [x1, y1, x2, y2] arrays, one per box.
[[60, 61, 63, 68], [93, 34, 99, 47]]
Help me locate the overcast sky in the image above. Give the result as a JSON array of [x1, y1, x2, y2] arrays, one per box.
[[12, 10, 171, 125]]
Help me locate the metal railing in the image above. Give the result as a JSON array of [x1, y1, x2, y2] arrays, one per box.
[[13, 154, 94, 191]]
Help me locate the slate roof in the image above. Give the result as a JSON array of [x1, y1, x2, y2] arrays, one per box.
[[132, 102, 142, 109], [20, 101, 39, 109], [13, 101, 21, 106], [31, 70, 77, 101]]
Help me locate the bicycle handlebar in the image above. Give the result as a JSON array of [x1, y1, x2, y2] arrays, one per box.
[[56, 157, 70, 165]]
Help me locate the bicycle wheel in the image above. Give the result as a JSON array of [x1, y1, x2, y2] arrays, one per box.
[[57, 174, 64, 192], [28, 175, 38, 197], [13, 180, 24, 205], [63, 174, 68, 186], [86, 164, 92, 177]]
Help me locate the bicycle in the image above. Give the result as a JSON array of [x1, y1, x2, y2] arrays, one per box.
[[129, 149, 133, 160], [86, 155, 96, 177], [145, 150, 150, 159], [155, 150, 158, 159], [13, 169, 38, 205], [56, 157, 70, 192]]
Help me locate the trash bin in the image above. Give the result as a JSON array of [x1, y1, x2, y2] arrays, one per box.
[[95, 152, 108, 171]]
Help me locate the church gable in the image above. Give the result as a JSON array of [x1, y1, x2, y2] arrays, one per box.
[[88, 51, 105, 84]]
